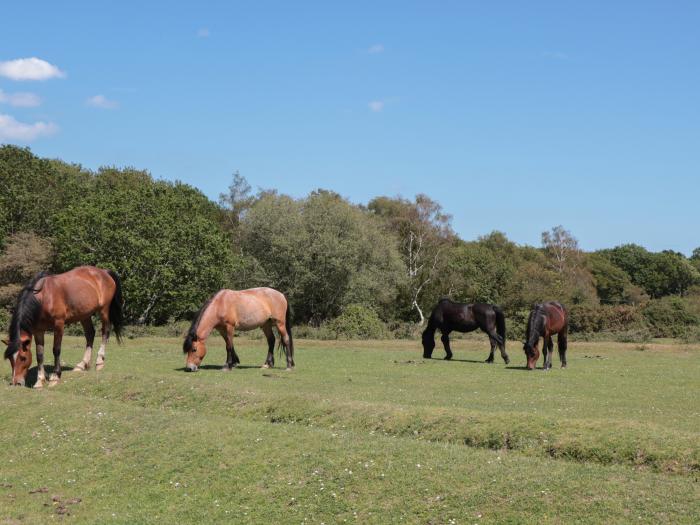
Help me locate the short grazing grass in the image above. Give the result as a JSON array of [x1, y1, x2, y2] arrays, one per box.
[[1, 336, 698, 524]]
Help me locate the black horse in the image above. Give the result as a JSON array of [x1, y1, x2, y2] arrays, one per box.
[[422, 299, 509, 363]]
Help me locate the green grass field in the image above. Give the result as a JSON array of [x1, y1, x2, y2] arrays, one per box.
[[1, 335, 698, 524]]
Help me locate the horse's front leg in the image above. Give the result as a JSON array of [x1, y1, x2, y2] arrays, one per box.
[[49, 321, 64, 386], [33, 332, 46, 389], [440, 331, 453, 360], [220, 325, 239, 370], [543, 335, 554, 371]]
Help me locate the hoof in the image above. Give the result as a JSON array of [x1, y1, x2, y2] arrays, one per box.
[[444, 355, 453, 361], [95, 362, 105, 371], [261, 363, 271, 369], [221, 366, 233, 371], [48, 375, 60, 387], [285, 367, 293, 371], [485, 358, 494, 364], [73, 361, 88, 372], [33, 379, 45, 389]]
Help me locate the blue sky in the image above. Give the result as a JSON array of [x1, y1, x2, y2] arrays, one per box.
[[1, 1, 699, 254]]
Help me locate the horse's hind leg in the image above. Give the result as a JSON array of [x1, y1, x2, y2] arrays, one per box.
[[96, 309, 110, 371], [275, 319, 294, 370], [440, 331, 453, 360], [261, 321, 275, 369], [485, 334, 496, 363], [74, 318, 96, 372], [49, 321, 64, 385], [33, 332, 46, 389]]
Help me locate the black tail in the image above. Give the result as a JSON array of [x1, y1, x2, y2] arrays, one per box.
[[107, 270, 124, 343], [493, 306, 506, 351], [285, 300, 294, 363]]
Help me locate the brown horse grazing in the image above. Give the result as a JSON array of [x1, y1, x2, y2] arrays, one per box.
[[523, 301, 568, 370], [3, 266, 124, 387], [183, 287, 294, 372]]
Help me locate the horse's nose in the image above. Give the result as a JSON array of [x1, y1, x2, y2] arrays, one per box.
[[13, 379, 25, 386], [185, 363, 198, 372]]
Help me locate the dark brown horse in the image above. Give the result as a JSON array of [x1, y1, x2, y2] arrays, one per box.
[[3, 266, 124, 387], [523, 301, 568, 370], [183, 287, 294, 372], [422, 299, 509, 363]]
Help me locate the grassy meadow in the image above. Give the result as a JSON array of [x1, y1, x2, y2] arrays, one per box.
[[1, 334, 699, 524]]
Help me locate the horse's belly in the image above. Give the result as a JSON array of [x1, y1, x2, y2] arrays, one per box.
[[234, 313, 270, 331]]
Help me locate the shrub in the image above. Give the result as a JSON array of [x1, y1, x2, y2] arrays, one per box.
[[642, 297, 700, 338], [324, 304, 391, 339]]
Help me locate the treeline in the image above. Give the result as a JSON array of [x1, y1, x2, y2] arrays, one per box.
[[2, 145, 700, 340]]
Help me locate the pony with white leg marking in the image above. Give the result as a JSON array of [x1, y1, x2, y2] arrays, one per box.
[[3, 266, 124, 387], [183, 287, 294, 372]]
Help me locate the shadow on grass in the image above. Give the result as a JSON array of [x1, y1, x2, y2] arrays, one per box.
[[24, 364, 75, 388], [173, 364, 269, 372]]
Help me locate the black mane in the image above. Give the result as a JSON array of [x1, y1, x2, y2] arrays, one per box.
[[182, 292, 217, 353], [4, 272, 47, 359], [524, 303, 545, 350]]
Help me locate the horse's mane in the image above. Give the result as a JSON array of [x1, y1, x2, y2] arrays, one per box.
[[4, 272, 48, 359], [525, 303, 546, 344], [182, 292, 218, 353]]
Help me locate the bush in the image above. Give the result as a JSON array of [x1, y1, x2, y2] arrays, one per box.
[[324, 304, 391, 339], [0, 307, 8, 332], [568, 304, 646, 335], [642, 297, 699, 338], [506, 309, 531, 342]]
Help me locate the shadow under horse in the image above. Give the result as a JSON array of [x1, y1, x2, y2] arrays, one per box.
[[523, 301, 568, 370], [422, 299, 509, 364]]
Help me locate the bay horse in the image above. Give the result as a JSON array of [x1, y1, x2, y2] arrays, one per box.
[[183, 287, 294, 372], [523, 301, 568, 370], [422, 299, 509, 364], [3, 266, 124, 387]]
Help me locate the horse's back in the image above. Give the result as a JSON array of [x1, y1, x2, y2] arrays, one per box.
[[221, 287, 288, 330], [40, 266, 115, 322]]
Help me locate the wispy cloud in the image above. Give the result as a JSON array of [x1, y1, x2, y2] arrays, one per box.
[[0, 113, 58, 142], [0, 89, 41, 107], [542, 51, 569, 60], [368, 100, 385, 112], [85, 94, 118, 109], [368, 44, 384, 54], [197, 27, 210, 38], [0, 57, 65, 81]]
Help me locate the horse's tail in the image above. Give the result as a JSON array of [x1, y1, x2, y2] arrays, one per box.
[[493, 305, 506, 351], [285, 299, 294, 362], [107, 270, 125, 343]]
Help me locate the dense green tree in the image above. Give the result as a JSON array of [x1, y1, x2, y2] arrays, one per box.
[[368, 194, 454, 324], [52, 168, 237, 324], [241, 190, 405, 324], [600, 244, 699, 298], [0, 146, 89, 247]]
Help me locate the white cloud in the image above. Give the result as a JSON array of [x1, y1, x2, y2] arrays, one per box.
[[368, 44, 384, 54], [0, 89, 41, 107], [197, 27, 210, 38], [85, 94, 118, 109], [0, 57, 65, 81], [368, 100, 384, 112], [0, 113, 58, 142]]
